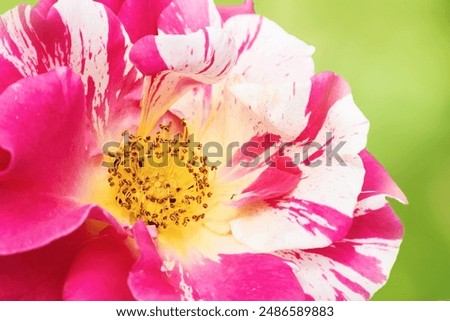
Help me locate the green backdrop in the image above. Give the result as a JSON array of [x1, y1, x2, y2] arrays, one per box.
[[1, 0, 449, 301]]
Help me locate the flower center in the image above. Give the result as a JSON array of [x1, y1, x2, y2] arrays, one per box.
[[107, 123, 215, 230]]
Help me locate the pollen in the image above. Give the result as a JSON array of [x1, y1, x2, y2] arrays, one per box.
[[107, 122, 215, 230]]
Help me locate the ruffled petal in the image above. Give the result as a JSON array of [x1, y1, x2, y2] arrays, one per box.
[[232, 142, 366, 253], [170, 253, 304, 300], [217, 0, 255, 22], [173, 15, 314, 143], [131, 27, 237, 133], [128, 221, 180, 300], [229, 73, 368, 252], [278, 196, 403, 301], [158, 0, 221, 35]]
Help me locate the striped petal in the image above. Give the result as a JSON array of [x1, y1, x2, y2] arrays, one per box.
[[230, 198, 353, 252], [0, 0, 142, 142], [223, 15, 315, 141], [131, 27, 237, 133], [229, 73, 369, 252], [278, 196, 403, 300], [283, 73, 369, 216], [173, 15, 315, 145]]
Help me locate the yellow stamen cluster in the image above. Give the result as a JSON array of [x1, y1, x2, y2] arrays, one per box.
[[107, 123, 215, 230]]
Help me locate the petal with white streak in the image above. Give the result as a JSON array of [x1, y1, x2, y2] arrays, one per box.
[[131, 27, 237, 133], [278, 196, 403, 301], [168, 253, 305, 300], [222, 15, 315, 141], [0, 0, 142, 141]]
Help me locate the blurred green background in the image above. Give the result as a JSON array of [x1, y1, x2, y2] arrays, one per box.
[[1, 0, 449, 300]]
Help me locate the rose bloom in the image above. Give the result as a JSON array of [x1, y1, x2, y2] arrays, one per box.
[[0, 0, 406, 300]]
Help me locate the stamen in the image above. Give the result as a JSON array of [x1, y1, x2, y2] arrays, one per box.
[[107, 122, 213, 230]]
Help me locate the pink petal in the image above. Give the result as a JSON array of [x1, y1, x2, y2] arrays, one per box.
[[63, 232, 135, 301], [94, 0, 125, 14], [158, 0, 222, 34], [172, 254, 304, 300], [0, 216, 112, 300], [0, 56, 22, 94], [0, 192, 97, 255], [0, 68, 98, 255], [117, 0, 171, 41], [278, 196, 403, 301], [217, 0, 255, 22], [128, 221, 180, 300], [359, 149, 408, 203], [0, 1, 142, 141], [0, 68, 88, 195]]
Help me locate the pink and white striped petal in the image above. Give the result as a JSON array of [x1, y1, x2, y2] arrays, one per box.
[[224, 15, 314, 85], [158, 0, 222, 35], [217, 0, 255, 22], [131, 27, 237, 132], [0, 0, 142, 141], [169, 253, 305, 300], [281, 73, 369, 216], [223, 15, 315, 141], [172, 15, 314, 143], [230, 198, 353, 252], [278, 196, 403, 301], [295, 72, 351, 144]]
